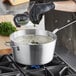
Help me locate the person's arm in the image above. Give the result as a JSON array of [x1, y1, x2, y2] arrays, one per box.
[[54, 0, 76, 12]]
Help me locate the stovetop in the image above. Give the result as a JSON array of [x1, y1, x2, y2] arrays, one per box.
[[0, 54, 76, 76]]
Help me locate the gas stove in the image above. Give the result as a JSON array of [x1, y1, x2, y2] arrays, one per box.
[[0, 54, 76, 76]]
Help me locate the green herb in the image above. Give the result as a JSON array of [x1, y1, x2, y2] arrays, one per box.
[[0, 22, 17, 36], [18, 21, 27, 25]]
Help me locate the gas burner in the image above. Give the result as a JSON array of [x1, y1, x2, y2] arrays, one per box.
[[0, 54, 75, 76]]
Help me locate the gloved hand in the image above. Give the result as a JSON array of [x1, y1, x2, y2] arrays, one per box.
[[29, 2, 55, 24]]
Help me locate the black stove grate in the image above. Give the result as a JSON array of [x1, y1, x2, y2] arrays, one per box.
[[0, 54, 75, 76]]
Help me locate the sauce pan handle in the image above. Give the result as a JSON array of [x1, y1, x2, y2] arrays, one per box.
[[52, 20, 76, 34], [5, 42, 20, 51], [5, 42, 17, 48]]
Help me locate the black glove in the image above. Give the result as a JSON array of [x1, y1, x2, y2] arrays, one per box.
[[29, 2, 55, 24]]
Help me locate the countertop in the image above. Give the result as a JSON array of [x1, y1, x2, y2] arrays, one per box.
[[0, 1, 29, 15]]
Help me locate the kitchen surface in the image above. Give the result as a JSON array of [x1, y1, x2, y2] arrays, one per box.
[[0, 0, 76, 76]]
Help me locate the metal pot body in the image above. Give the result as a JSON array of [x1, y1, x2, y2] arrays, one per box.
[[10, 29, 57, 65]]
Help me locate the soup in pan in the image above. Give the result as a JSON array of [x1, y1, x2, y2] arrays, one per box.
[[15, 35, 54, 45]]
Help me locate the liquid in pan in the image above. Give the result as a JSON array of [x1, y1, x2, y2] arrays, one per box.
[[14, 35, 54, 45]]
